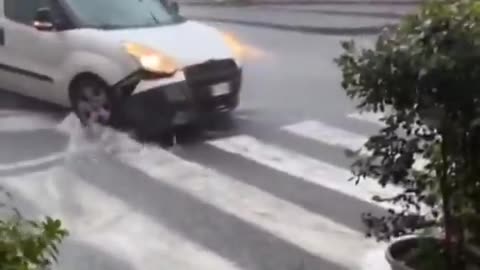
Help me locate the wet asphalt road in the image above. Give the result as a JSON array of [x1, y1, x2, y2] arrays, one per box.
[[0, 2, 411, 172], [0, 3, 417, 270]]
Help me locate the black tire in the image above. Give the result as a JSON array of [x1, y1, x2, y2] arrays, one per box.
[[69, 76, 121, 128]]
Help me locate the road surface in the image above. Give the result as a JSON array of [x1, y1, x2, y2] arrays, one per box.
[[0, 3, 417, 270]]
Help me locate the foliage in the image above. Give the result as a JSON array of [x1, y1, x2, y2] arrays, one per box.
[[335, 0, 480, 269], [0, 189, 69, 270]]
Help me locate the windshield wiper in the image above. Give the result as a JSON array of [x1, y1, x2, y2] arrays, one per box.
[[83, 23, 128, 30], [150, 12, 160, 24], [98, 24, 123, 29]]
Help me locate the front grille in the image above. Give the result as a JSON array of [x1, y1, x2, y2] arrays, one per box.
[[162, 82, 189, 102], [184, 59, 238, 87]]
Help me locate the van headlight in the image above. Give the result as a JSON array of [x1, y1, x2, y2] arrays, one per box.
[[123, 42, 178, 75], [221, 32, 245, 63]]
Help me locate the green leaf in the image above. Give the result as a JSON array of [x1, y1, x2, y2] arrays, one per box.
[[0, 213, 68, 270], [336, 0, 480, 261]]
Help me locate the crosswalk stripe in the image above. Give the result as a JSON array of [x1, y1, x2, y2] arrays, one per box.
[[0, 113, 58, 132], [207, 135, 403, 211], [282, 120, 368, 151], [114, 143, 381, 270], [2, 167, 242, 270], [282, 119, 429, 173], [360, 243, 390, 270], [347, 112, 385, 126], [0, 152, 65, 171]]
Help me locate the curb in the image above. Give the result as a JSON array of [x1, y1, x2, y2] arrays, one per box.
[[260, 7, 408, 19], [179, 0, 422, 6], [190, 16, 397, 35]]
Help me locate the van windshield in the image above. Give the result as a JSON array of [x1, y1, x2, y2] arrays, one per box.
[[64, 0, 183, 29]]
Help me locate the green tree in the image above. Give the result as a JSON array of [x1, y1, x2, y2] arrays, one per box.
[[336, 0, 480, 269]]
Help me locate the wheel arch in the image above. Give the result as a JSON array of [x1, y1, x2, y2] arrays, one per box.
[[68, 72, 107, 91], [68, 71, 125, 127], [67, 72, 109, 106], [60, 50, 139, 107]]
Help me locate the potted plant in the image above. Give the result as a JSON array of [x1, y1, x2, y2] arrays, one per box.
[[336, 0, 480, 269], [0, 188, 69, 270]]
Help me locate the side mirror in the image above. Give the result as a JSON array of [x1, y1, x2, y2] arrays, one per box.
[[33, 7, 54, 31], [169, 1, 179, 14]]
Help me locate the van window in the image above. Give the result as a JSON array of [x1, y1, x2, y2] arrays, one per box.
[[4, 0, 49, 25]]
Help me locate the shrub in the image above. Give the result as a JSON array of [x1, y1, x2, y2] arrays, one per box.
[[0, 189, 68, 270], [336, 0, 480, 269]]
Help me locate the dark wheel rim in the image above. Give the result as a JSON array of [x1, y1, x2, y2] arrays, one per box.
[[76, 84, 112, 126]]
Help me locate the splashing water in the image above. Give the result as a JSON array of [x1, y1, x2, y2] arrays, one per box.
[[56, 114, 145, 158]]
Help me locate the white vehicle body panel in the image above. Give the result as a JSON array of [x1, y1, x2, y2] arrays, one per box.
[[0, 1, 238, 108]]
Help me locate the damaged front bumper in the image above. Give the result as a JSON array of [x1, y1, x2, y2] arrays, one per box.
[[113, 59, 242, 127]]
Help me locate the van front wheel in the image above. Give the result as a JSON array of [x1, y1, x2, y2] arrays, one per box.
[[69, 76, 120, 127]]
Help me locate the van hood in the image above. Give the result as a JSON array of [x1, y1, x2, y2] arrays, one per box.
[[102, 20, 235, 68]]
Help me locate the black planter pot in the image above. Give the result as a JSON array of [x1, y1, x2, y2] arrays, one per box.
[[386, 236, 480, 270], [385, 236, 422, 270]]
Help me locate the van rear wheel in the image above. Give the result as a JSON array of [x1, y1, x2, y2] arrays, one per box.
[[69, 76, 119, 127]]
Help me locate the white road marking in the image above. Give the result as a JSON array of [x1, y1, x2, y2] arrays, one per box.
[[0, 109, 36, 117], [2, 167, 242, 270], [207, 135, 403, 210], [0, 111, 58, 132], [347, 112, 385, 126], [359, 243, 390, 270], [0, 152, 65, 171], [282, 120, 429, 172], [115, 143, 381, 270], [282, 120, 368, 151]]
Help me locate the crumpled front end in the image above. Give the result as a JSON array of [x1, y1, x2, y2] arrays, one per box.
[[111, 58, 242, 131]]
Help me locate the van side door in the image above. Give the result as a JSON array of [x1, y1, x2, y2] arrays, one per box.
[[2, 0, 69, 103]]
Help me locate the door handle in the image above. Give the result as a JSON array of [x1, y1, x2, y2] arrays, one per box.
[[0, 27, 4, 46]]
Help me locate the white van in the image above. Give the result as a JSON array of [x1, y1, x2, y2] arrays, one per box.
[[0, 0, 244, 130]]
